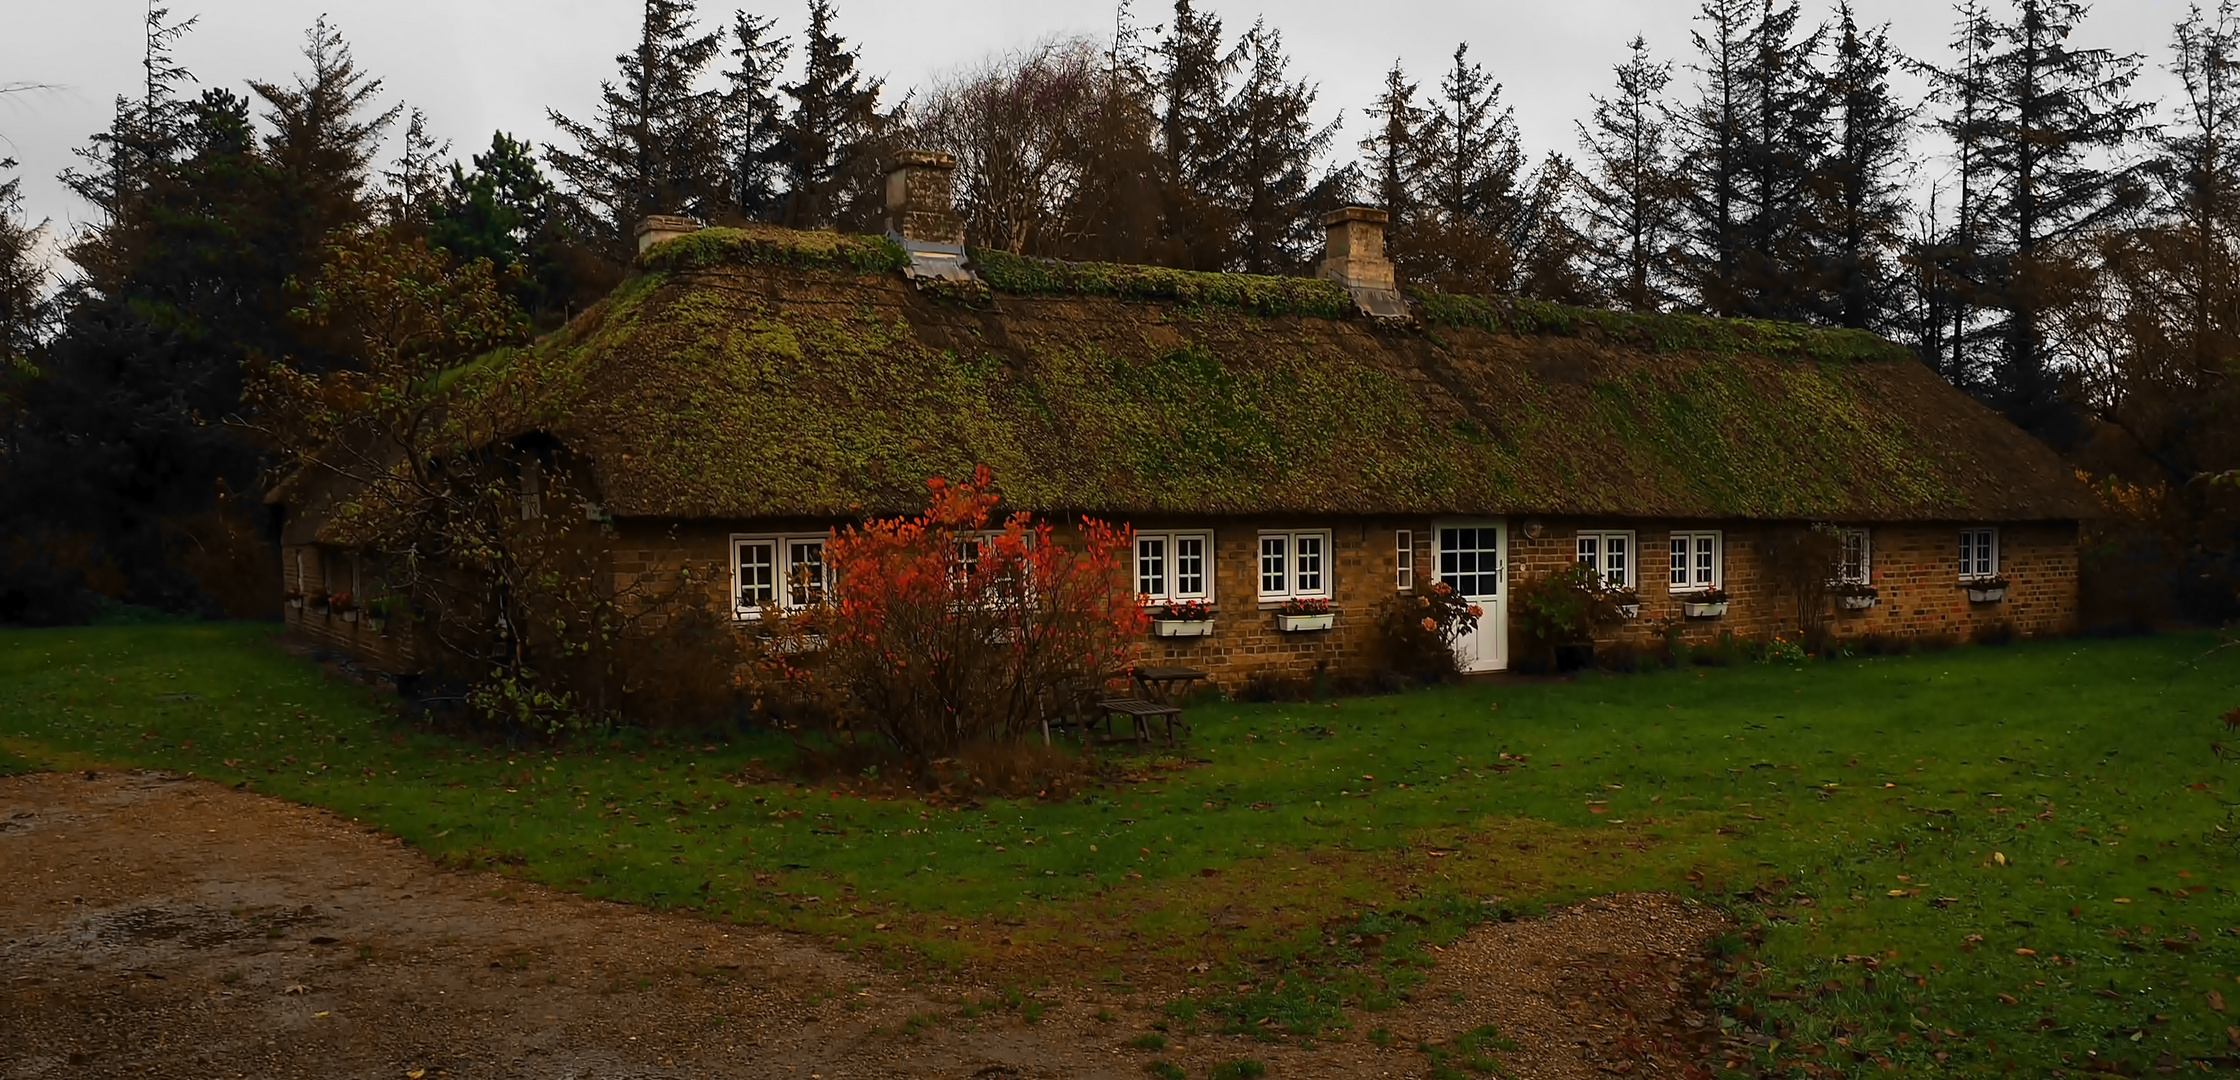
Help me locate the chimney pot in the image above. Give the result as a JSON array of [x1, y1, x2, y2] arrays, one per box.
[[635, 214, 703, 254], [884, 149, 971, 280], [1318, 206, 1406, 319]]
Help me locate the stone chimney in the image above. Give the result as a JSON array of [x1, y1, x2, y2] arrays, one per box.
[[883, 149, 973, 281], [635, 214, 703, 254], [1318, 206, 1407, 319]]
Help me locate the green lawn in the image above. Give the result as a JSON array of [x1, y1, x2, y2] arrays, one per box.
[[3, 624, 2237, 1075]]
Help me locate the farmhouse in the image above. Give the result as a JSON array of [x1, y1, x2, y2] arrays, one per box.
[[277, 150, 2093, 684]]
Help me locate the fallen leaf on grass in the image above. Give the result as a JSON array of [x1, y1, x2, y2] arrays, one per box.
[[2015, 948, 2037, 957], [2211, 990, 2227, 1013], [1998, 994, 2019, 1005], [283, 984, 310, 995]]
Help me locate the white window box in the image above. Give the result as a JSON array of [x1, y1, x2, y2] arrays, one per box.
[[1152, 618, 1216, 638], [1682, 601, 1728, 619], [365, 614, 389, 633], [1277, 612, 1336, 632], [1966, 584, 2007, 603], [340, 609, 359, 624], [1838, 595, 1877, 611], [1615, 602, 1642, 619]]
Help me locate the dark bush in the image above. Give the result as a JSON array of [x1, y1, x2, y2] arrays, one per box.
[[1369, 582, 1483, 685]]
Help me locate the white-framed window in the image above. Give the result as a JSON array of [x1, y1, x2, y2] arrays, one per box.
[[732, 534, 828, 618], [1576, 530, 1636, 588], [1135, 531, 1214, 603], [1960, 527, 1999, 580], [1668, 531, 1722, 592], [1258, 530, 1331, 601], [1835, 527, 1872, 584], [1395, 530, 1415, 591]]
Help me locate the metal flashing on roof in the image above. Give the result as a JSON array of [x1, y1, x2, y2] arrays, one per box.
[[892, 236, 975, 283]]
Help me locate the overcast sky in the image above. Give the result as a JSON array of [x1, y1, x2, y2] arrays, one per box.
[[0, 0, 2194, 245]]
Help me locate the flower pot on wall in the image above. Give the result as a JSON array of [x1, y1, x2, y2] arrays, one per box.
[[1276, 613, 1335, 632], [1682, 602, 1728, 619], [1152, 619, 1215, 638], [1966, 586, 2006, 603]]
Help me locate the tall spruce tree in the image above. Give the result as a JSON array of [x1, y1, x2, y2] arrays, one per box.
[[430, 132, 582, 326], [1211, 22, 1338, 274], [726, 11, 791, 221], [1154, 0, 1241, 269], [1816, 3, 1912, 331], [545, 0, 730, 253], [382, 108, 451, 227], [773, 0, 892, 232], [251, 17, 402, 259], [1576, 36, 1677, 311], [0, 162, 48, 368], [1671, 0, 1832, 320], [1404, 44, 1531, 293], [1942, 0, 2152, 436], [1914, 0, 2002, 388], [1669, 0, 1756, 315], [1360, 61, 1431, 258]]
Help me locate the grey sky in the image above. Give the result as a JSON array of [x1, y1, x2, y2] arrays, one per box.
[[0, 0, 2192, 245]]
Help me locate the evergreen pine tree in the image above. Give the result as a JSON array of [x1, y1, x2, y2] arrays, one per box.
[[774, 0, 893, 232], [1669, 0, 1756, 315], [1816, 2, 1911, 331], [725, 11, 791, 221], [545, 0, 730, 252], [430, 132, 581, 325], [1576, 35, 1677, 311], [1211, 22, 1338, 274], [0, 161, 49, 368], [1734, 0, 1829, 322], [1154, 0, 1241, 269], [250, 16, 402, 255], [1914, 0, 2001, 388], [382, 108, 452, 227], [1407, 44, 1530, 293], [1359, 61, 1431, 246], [1947, 0, 2152, 436]]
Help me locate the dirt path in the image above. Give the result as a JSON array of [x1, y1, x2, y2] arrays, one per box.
[[1, 771, 1727, 1079]]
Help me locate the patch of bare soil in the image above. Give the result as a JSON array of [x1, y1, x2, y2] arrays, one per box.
[[0, 771, 1726, 1079]]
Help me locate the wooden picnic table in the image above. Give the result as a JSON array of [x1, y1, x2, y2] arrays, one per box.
[[1127, 665, 1208, 743], [1093, 697, 1182, 747]]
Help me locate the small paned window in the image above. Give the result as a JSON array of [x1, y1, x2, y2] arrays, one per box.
[[1135, 532, 1214, 602], [1668, 532, 1723, 592], [1835, 528, 1872, 585], [1960, 528, 1999, 580], [1576, 531, 1636, 589], [1395, 530, 1415, 592], [1258, 530, 1333, 601], [732, 534, 829, 618]]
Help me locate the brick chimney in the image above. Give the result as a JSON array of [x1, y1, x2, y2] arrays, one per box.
[[635, 214, 703, 254], [1318, 206, 1407, 319], [883, 149, 973, 281]]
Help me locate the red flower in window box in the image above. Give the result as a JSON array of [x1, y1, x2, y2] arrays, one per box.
[[1276, 597, 1333, 617]]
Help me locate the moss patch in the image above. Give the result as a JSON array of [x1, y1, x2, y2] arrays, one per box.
[[971, 248, 1356, 319]]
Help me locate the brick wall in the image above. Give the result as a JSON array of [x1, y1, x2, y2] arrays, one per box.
[[289, 516, 2081, 686], [278, 544, 420, 673]]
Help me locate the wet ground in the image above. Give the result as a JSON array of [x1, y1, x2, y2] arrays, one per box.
[[1, 770, 1726, 1079]]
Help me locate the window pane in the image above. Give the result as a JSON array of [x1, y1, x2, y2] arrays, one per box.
[[1296, 534, 1324, 593], [1396, 531, 1413, 591], [1137, 536, 1167, 598], [1694, 536, 1715, 587], [738, 542, 776, 605], [1174, 536, 1205, 596], [1577, 535, 1599, 569], [1260, 537, 1288, 595], [1438, 527, 1499, 597], [1671, 536, 1690, 587], [788, 541, 826, 607], [1607, 536, 1628, 587]]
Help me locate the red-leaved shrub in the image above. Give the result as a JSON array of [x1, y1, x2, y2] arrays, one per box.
[[767, 468, 1144, 761]]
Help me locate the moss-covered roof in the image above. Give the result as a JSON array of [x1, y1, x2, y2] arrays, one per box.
[[456, 224, 2094, 523]]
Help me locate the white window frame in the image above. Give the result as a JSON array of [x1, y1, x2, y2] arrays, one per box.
[[1833, 527, 1872, 585], [1135, 531, 1215, 604], [1395, 530, 1415, 592], [1667, 531, 1723, 593], [1576, 530, 1637, 589], [1257, 529, 1332, 602], [732, 533, 829, 619], [1960, 527, 2000, 581]]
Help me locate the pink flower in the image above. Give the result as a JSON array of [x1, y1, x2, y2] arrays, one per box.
[[1467, 604, 1484, 618], [1421, 617, 1438, 632]]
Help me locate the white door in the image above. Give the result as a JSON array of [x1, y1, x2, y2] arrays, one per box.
[[1436, 522, 1508, 673]]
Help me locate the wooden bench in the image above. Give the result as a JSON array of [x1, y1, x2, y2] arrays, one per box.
[[1093, 698, 1182, 747]]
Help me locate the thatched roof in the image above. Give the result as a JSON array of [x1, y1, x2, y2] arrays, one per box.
[[452, 225, 2094, 523]]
